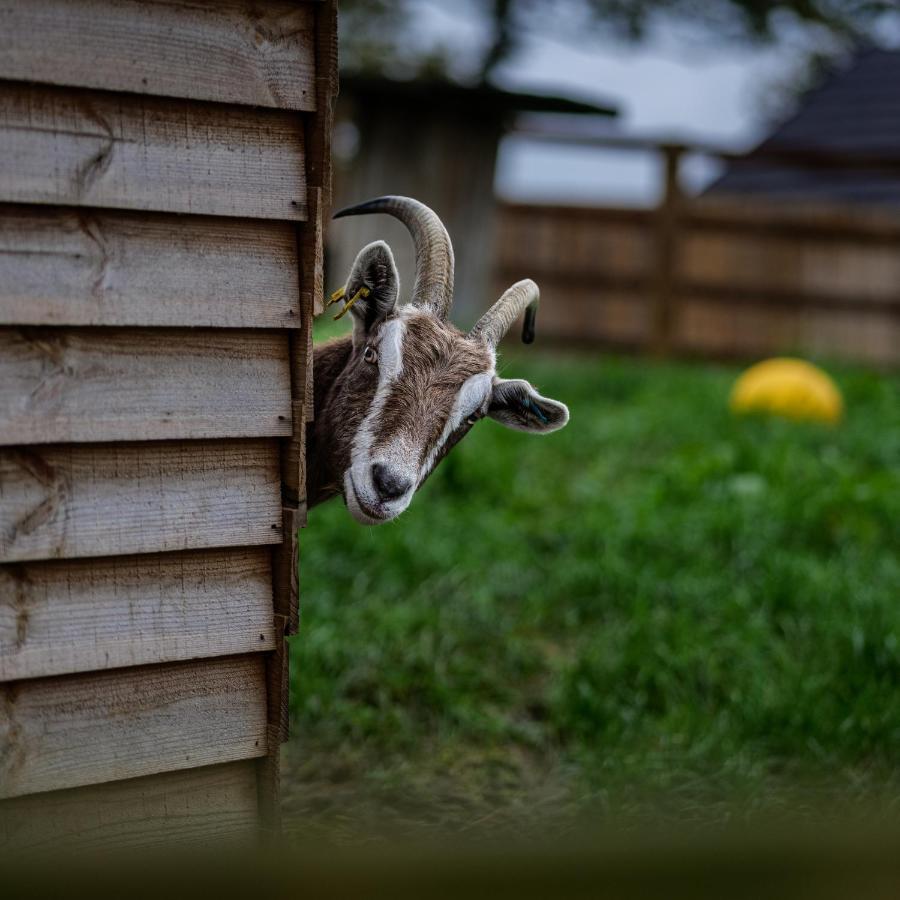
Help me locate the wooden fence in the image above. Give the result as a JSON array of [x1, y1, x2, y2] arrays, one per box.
[[0, 0, 337, 852], [496, 137, 900, 365]]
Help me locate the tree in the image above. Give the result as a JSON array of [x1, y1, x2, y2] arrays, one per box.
[[339, 0, 897, 82]]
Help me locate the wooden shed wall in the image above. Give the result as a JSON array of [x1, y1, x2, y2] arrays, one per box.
[[0, 0, 337, 851]]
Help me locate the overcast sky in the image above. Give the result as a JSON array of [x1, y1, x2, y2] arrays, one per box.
[[412, 2, 900, 206]]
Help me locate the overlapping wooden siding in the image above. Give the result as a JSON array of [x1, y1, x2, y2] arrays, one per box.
[[0, 329, 293, 444], [0, 656, 267, 799], [0, 549, 276, 681], [0, 207, 302, 328], [0, 440, 283, 562], [0, 84, 307, 219], [496, 200, 900, 364], [0, 761, 260, 855], [0, 0, 317, 111], [0, 0, 338, 849]]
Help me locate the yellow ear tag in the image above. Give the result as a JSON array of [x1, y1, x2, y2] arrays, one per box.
[[326, 286, 345, 309], [333, 286, 370, 320]]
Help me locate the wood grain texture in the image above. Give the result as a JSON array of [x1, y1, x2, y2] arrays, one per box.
[[0, 0, 316, 111], [0, 328, 292, 445], [0, 655, 268, 799], [0, 207, 301, 327], [273, 508, 302, 637], [0, 83, 306, 219], [257, 613, 289, 835], [303, 187, 327, 319], [303, 0, 339, 210], [0, 548, 275, 681], [0, 760, 259, 854], [265, 616, 290, 751], [0, 440, 282, 563], [282, 308, 314, 504], [256, 750, 282, 839]]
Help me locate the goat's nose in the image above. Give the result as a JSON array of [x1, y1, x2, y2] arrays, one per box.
[[371, 463, 412, 501]]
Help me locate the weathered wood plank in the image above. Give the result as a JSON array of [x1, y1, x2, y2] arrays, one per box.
[[304, 0, 339, 212], [0, 84, 306, 219], [0, 440, 282, 563], [0, 760, 259, 854], [0, 0, 316, 111], [0, 328, 292, 445], [257, 613, 290, 834], [0, 655, 267, 799], [273, 508, 303, 638], [0, 548, 275, 682], [0, 207, 301, 327]]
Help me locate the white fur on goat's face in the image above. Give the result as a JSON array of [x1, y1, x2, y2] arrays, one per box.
[[343, 307, 497, 524]]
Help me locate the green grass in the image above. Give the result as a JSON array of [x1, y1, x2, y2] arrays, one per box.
[[284, 338, 900, 839]]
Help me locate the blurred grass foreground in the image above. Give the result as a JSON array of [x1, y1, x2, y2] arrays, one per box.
[[285, 345, 899, 840]]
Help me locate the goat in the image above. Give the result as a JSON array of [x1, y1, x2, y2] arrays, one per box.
[[307, 196, 569, 524]]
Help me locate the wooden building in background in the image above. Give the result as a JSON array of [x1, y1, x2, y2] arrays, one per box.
[[708, 48, 900, 209], [331, 74, 615, 322], [0, 0, 337, 850]]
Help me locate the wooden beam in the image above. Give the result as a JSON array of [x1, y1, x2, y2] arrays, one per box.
[[0, 440, 283, 563], [304, 0, 340, 214], [497, 266, 900, 315], [283, 219, 318, 504], [0, 656, 267, 798], [0, 84, 307, 219], [256, 612, 289, 838], [650, 145, 683, 356]]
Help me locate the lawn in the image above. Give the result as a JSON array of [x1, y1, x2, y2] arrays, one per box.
[[283, 337, 900, 841]]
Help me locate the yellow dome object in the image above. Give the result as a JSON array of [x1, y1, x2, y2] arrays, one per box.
[[730, 358, 843, 424]]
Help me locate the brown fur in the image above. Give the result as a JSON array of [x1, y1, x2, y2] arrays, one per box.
[[306, 312, 493, 508], [306, 334, 370, 507], [373, 314, 493, 463]]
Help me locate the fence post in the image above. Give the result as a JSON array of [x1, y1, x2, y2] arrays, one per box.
[[651, 144, 684, 355]]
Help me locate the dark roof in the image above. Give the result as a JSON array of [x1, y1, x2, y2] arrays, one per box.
[[340, 73, 617, 118], [708, 48, 900, 207]]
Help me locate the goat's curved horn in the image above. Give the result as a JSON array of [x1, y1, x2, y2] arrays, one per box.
[[333, 196, 454, 318], [469, 279, 539, 347]]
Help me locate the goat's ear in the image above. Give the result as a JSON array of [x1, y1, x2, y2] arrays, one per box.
[[487, 378, 569, 433], [339, 240, 400, 340]]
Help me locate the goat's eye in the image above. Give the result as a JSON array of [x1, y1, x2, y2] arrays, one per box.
[[466, 414, 479, 426], [363, 346, 378, 364]]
